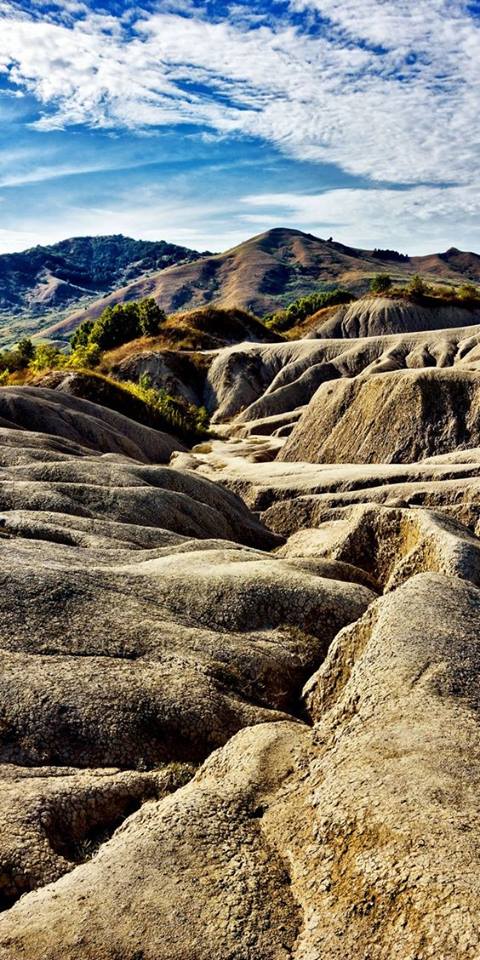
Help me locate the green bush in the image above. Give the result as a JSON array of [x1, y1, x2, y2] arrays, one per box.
[[0, 338, 37, 375], [70, 320, 94, 349], [28, 344, 64, 372], [457, 283, 480, 302], [89, 303, 141, 351], [138, 298, 166, 337], [67, 343, 102, 369], [370, 274, 392, 293], [264, 288, 354, 331], [16, 338, 35, 364], [123, 375, 210, 443], [407, 274, 428, 297], [70, 297, 166, 353]]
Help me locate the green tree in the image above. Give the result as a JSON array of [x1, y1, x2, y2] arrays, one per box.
[[89, 303, 141, 351], [408, 274, 427, 297], [264, 289, 354, 331], [70, 319, 94, 349], [138, 298, 166, 337], [66, 343, 102, 369], [28, 344, 63, 372], [16, 338, 35, 364], [370, 274, 392, 294]]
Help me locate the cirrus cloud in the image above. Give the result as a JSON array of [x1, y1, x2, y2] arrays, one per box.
[[0, 0, 478, 189]]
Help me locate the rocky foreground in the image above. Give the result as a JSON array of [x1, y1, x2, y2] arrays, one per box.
[[1, 308, 480, 957]]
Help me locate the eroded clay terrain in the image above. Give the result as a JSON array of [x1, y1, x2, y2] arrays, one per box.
[[1, 297, 480, 958]]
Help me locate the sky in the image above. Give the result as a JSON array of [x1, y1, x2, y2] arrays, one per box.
[[0, 0, 479, 255]]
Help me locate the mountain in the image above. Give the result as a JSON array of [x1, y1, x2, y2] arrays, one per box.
[[0, 234, 204, 346], [41, 228, 480, 343], [1, 227, 480, 347]]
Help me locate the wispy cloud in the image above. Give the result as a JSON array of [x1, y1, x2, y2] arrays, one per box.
[[241, 184, 480, 253], [0, 0, 478, 188], [0, 1, 479, 255]]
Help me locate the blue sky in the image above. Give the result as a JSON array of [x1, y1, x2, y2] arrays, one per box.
[[0, 0, 479, 255]]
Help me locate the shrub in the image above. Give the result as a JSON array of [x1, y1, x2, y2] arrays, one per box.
[[370, 274, 392, 294], [89, 303, 142, 351], [28, 344, 64, 372], [263, 311, 287, 331], [123, 375, 210, 443], [457, 283, 480, 302], [407, 274, 428, 297], [71, 298, 166, 354], [138, 298, 166, 337], [264, 288, 354, 331], [16, 338, 35, 364], [0, 339, 38, 374], [66, 343, 102, 369], [70, 320, 94, 349]]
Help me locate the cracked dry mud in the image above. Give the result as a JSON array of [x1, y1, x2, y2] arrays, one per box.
[[1, 316, 480, 959]]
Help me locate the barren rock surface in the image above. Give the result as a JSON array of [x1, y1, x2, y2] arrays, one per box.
[[0, 386, 184, 462], [280, 368, 480, 464], [314, 295, 480, 338], [186, 441, 480, 537], [0, 530, 372, 768], [2, 307, 480, 958], [2, 574, 480, 958], [205, 324, 480, 427]]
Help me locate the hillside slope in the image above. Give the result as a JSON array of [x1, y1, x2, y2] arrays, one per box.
[[280, 368, 480, 465], [44, 228, 480, 342], [0, 235, 202, 312], [0, 235, 203, 346]]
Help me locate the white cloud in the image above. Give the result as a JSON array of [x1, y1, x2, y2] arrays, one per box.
[[0, 0, 477, 191], [0, 175, 248, 253], [241, 185, 480, 254], [1, 177, 480, 256]]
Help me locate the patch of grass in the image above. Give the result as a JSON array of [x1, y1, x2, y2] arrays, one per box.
[[121, 372, 210, 444]]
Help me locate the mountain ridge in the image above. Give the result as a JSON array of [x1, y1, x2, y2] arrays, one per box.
[[46, 227, 480, 342], [1, 227, 480, 346]]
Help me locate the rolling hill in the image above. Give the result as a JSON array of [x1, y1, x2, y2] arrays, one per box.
[[0, 235, 204, 347], [41, 229, 480, 343], [1, 228, 480, 347]]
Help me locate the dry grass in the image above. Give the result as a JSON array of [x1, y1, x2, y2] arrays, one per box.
[[286, 304, 340, 339], [101, 335, 168, 367], [100, 306, 275, 366]]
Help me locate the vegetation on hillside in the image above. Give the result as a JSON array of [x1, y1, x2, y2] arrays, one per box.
[[0, 235, 205, 350], [263, 288, 355, 332], [71, 298, 167, 351], [2, 278, 479, 436], [0, 235, 202, 310], [122, 372, 209, 442], [369, 273, 480, 304], [372, 248, 410, 263], [0, 299, 211, 442], [0, 298, 279, 439], [370, 274, 393, 293]]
